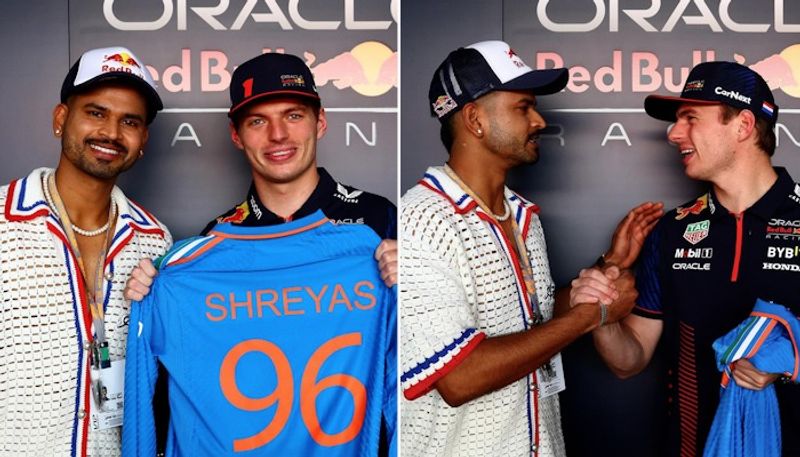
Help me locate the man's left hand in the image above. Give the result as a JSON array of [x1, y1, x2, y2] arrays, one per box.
[[732, 358, 780, 390], [375, 239, 397, 287], [605, 201, 664, 269]]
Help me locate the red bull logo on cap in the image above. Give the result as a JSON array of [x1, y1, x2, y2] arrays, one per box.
[[684, 80, 704, 91], [104, 52, 141, 69], [281, 74, 306, 87], [101, 51, 144, 76], [433, 95, 457, 118]]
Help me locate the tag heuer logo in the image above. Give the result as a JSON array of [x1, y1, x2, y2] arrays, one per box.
[[683, 220, 710, 245]]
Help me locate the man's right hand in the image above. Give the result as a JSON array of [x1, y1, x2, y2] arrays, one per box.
[[570, 265, 637, 327], [124, 258, 158, 302], [599, 266, 637, 325], [570, 267, 618, 308]]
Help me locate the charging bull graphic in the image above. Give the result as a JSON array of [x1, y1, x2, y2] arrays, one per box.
[[676, 194, 710, 221], [104, 52, 141, 69], [737, 44, 800, 98], [305, 41, 396, 97]]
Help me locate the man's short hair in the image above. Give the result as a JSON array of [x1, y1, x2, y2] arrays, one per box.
[[720, 105, 776, 157], [438, 116, 456, 152]]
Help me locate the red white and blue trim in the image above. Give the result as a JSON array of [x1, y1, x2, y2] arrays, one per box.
[[2, 168, 169, 457], [405, 167, 549, 449]]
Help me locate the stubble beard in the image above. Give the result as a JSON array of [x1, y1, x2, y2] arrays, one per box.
[[61, 136, 133, 180]]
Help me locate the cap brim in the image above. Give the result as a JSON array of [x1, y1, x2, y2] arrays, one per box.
[[500, 68, 569, 95], [228, 90, 321, 118], [75, 73, 164, 121], [644, 95, 720, 122]]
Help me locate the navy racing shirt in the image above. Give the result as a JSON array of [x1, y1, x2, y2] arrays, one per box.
[[202, 168, 396, 240], [635, 167, 800, 457]]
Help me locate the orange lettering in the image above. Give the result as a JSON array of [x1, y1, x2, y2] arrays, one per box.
[[328, 284, 353, 312], [256, 289, 281, 317], [220, 339, 293, 451], [205, 293, 228, 321], [301, 333, 365, 446], [230, 291, 254, 320], [305, 285, 329, 313], [353, 281, 377, 310], [282, 286, 304, 316], [219, 333, 366, 450]]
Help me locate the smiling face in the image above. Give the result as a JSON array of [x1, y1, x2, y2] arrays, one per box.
[[230, 97, 327, 189], [477, 90, 547, 166], [667, 103, 739, 182], [54, 84, 149, 181]]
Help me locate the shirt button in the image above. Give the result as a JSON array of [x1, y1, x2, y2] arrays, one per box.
[[83, 341, 91, 351], [104, 271, 114, 281], [77, 409, 86, 419], [531, 443, 538, 453], [530, 383, 538, 392]]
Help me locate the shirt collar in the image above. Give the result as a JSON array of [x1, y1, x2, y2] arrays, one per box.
[[708, 167, 794, 222], [237, 167, 336, 226], [419, 166, 540, 218], [6, 167, 164, 236]]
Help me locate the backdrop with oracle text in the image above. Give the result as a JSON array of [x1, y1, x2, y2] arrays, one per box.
[[1, 0, 397, 239], [401, 1, 800, 456]]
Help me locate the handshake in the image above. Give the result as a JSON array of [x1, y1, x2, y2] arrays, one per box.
[[566, 200, 664, 329], [569, 263, 638, 329]]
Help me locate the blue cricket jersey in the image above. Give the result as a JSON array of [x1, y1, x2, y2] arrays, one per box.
[[123, 210, 397, 457]]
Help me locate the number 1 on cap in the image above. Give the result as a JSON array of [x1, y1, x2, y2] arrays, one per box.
[[242, 78, 254, 99]]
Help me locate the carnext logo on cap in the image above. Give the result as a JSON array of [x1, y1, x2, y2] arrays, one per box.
[[714, 86, 751, 104]]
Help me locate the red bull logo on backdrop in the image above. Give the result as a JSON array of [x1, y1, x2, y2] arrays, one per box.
[[305, 41, 396, 97], [739, 44, 800, 99], [140, 42, 397, 97], [533, 45, 800, 97]]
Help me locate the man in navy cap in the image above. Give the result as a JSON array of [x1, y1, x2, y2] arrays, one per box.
[[122, 52, 397, 456], [592, 61, 800, 455], [125, 53, 397, 298], [400, 40, 662, 457]]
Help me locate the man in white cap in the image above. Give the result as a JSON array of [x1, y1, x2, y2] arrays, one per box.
[[400, 40, 662, 457], [0, 46, 171, 456]]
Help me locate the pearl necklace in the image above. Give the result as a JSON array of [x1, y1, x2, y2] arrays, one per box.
[[494, 201, 511, 222], [70, 220, 112, 237], [42, 172, 116, 237]]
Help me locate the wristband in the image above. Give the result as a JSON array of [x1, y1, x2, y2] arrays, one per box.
[[599, 303, 608, 327], [594, 254, 607, 268]]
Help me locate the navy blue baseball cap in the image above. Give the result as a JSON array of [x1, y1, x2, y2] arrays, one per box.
[[645, 61, 778, 124], [429, 40, 568, 122], [229, 53, 320, 118]]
